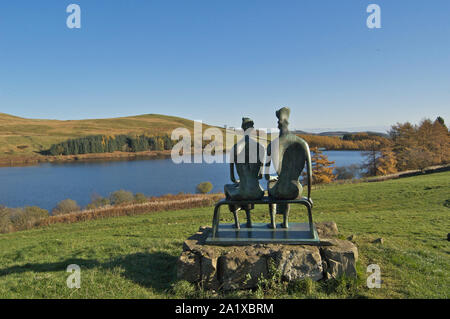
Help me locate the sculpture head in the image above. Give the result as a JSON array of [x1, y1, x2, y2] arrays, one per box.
[[241, 117, 254, 132], [276, 107, 290, 135]]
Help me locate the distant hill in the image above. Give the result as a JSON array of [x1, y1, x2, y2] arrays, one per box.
[[0, 113, 219, 159], [292, 130, 389, 138]]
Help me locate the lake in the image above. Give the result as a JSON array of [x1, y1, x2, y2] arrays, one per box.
[[0, 151, 365, 211]]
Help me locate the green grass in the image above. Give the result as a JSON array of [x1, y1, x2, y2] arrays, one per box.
[[0, 172, 449, 298]]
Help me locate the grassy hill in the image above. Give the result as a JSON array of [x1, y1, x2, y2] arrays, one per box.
[[0, 172, 448, 298], [0, 112, 217, 160]]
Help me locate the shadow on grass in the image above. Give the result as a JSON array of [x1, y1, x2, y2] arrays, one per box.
[[0, 251, 177, 293]]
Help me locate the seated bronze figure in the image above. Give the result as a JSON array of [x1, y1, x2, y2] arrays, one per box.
[[224, 118, 265, 228], [208, 107, 317, 244], [265, 107, 313, 229]]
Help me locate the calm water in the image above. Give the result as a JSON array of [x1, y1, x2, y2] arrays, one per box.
[[0, 151, 364, 210]]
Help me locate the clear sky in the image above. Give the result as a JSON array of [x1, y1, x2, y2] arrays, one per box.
[[0, 1, 449, 131]]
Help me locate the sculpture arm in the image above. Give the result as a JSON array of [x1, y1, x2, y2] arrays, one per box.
[[230, 163, 238, 183], [305, 142, 313, 206]]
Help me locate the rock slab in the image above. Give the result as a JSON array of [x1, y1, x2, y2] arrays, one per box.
[[177, 222, 358, 290], [320, 239, 359, 279]]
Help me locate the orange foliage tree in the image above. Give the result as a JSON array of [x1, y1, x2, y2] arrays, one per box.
[[376, 148, 398, 176], [362, 140, 398, 177], [309, 147, 335, 184], [390, 117, 450, 170], [298, 134, 390, 151]]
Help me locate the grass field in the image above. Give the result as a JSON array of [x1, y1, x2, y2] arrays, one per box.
[[0, 172, 449, 299], [0, 112, 218, 161]]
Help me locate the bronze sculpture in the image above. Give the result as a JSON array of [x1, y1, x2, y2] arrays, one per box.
[[224, 118, 265, 228], [265, 107, 313, 228], [208, 107, 318, 245]]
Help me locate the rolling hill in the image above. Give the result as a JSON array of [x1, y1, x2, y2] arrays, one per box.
[[0, 112, 218, 161]]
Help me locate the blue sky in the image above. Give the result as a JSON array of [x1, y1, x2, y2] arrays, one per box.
[[0, 1, 449, 131]]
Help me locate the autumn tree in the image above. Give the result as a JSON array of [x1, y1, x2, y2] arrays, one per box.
[[362, 140, 398, 176], [389, 118, 449, 170], [298, 133, 390, 151], [376, 147, 398, 176], [309, 147, 335, 184], [430, 117, 450, 165], [389, 122, 421, 170], [362, 140, 380, 176], [436, 116, 446, 129]]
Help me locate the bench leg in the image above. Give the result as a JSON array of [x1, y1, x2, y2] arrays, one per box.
[[212, 204, 221, 238], [306, 203, 314, 238]]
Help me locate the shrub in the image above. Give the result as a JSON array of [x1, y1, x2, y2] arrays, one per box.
[[254, 258, 284, 298], [36, 193, 224, 229], [52, 199, 80, 216], [196, 182, 213, 194], [24, 206, 49, 217], [0, 206, 13, 234], [86, 194, 110, 210], [134, 193, 148, 204], [9, 206, 49, 230], [1, 205, 49, 232], [334, 164, 361, 180], [110, 190, 134, 205]]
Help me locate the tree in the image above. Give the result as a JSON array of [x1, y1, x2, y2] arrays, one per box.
[[9, 206, 49, 230], [0, 206, 13, 233], [389, 119, 450, 171], [110, 190, 134, 205], [52, 199, 80, 216], [196, 182, 213, 194], [389, 122, 419, 170], [334, 164, 361, 180], [156, 137, 165, 151], [47, 134, 175, 155], [375, 147, 398, 176], [310, 147, 335, 184], [436, 116, 446, 128], [148, 137, 156, 150], [86, 193, 110, 209], [134, 193, 148, 203], [362, 141, 381, 176], [431, 119, 450, 165]]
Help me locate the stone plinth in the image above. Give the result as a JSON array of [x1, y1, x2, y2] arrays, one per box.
[[177, 222, 358, 290]]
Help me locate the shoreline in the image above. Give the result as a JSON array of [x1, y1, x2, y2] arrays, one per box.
[[0, 148, 365, 168], [0, 150, 173, 168]]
